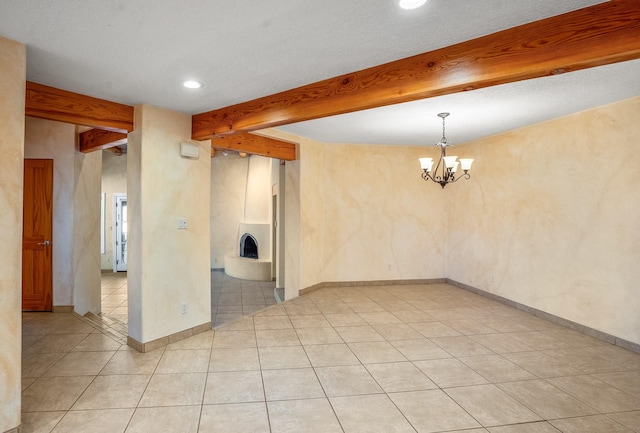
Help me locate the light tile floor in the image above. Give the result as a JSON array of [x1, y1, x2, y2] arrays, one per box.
[[99, 270, 277, 328], [22, 283, 640, 432], [99, 272, 129, 324]]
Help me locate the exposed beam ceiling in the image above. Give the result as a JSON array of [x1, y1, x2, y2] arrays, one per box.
[[25, 81, 134, 133], [211, 133, 296, 161], [12, 1, 640, 156], [104, 147, 124, 156], [192, 0, 640, 140], [79, 129, 128, 154], [26, 82, 293, 159]]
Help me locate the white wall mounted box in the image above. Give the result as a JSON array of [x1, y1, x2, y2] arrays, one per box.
[[180, 142, 200, 159]]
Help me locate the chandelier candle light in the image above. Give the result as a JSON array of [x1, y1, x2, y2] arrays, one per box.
[[419, 112, 473, 188]]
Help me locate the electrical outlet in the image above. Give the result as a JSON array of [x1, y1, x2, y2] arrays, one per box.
[[181, 302, 188, 315], [490, 274, 496, 283], [178, 218, 188, 229]]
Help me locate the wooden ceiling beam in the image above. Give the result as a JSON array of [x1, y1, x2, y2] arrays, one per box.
[[210, 133, 296, 161], [79, 128, 128, 153], [104, 146, 124, 156], [192, 0, 640, 140], [26, 81, 134, 133]]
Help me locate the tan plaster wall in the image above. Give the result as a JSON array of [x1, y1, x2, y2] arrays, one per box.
[[244, 155, 272, 223], [299, 138, 327, 290], [447, 96, 640, 344], [101, 152, 127, 270], [127, 105, 211, 343], [0, 34, 24, 433], [320, 142, 448, 282]]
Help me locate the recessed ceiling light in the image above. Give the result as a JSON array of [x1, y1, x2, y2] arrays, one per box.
[[398, 0, 427, 10], [182, 80, 203, 89]]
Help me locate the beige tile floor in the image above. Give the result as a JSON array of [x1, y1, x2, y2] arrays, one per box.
[[99, 270, 277, 328], [22, 282, 640, 432]]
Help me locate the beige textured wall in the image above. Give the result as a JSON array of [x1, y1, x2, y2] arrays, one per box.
[[244, 155, 273, 223], [320, 142, 448, 282], [299, 138, 327, 290], [101, 152, 127, 270], [128, 105, 211, 343], [0, 34, 24, 433], [447, 96, 640, 344]]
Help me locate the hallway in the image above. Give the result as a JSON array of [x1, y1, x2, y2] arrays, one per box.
[[21, 282, 640, 432]]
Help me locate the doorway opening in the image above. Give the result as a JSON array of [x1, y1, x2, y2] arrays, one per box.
[[113, 194, 127, 272]]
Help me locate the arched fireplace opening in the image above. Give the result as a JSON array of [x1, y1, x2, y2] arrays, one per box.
[[240, 233, 258, 259]]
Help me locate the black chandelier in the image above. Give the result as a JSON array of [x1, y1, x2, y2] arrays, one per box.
[[419, 112, 473, 189]]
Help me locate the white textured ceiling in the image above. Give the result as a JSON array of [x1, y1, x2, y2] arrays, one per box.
[[1, 0, 638, 145], [279, 59, 640, 145]]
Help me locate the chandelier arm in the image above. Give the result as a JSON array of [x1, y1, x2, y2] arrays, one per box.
[[421, 170, 470, 187], [421, 171, 433, 182], [422, 172, 440, 183], [448, 172, 471, 183]]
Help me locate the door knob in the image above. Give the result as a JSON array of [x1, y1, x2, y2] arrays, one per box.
[[38, 240, 51, 246]]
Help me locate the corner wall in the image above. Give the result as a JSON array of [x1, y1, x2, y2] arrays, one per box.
[[277, 133, 449, 297], [447, 96, 640, 345], [0, 34, 25, 433]]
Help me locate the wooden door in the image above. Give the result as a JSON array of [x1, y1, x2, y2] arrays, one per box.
[[22, 159, 53, 311]]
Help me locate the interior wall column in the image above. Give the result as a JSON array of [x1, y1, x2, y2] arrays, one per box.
[[127, 104, 211, 348], [72, 148, 102, 315], [284, 158, 301, 300], [275, 162, 286, 289], [0, 34, 26, 433]]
